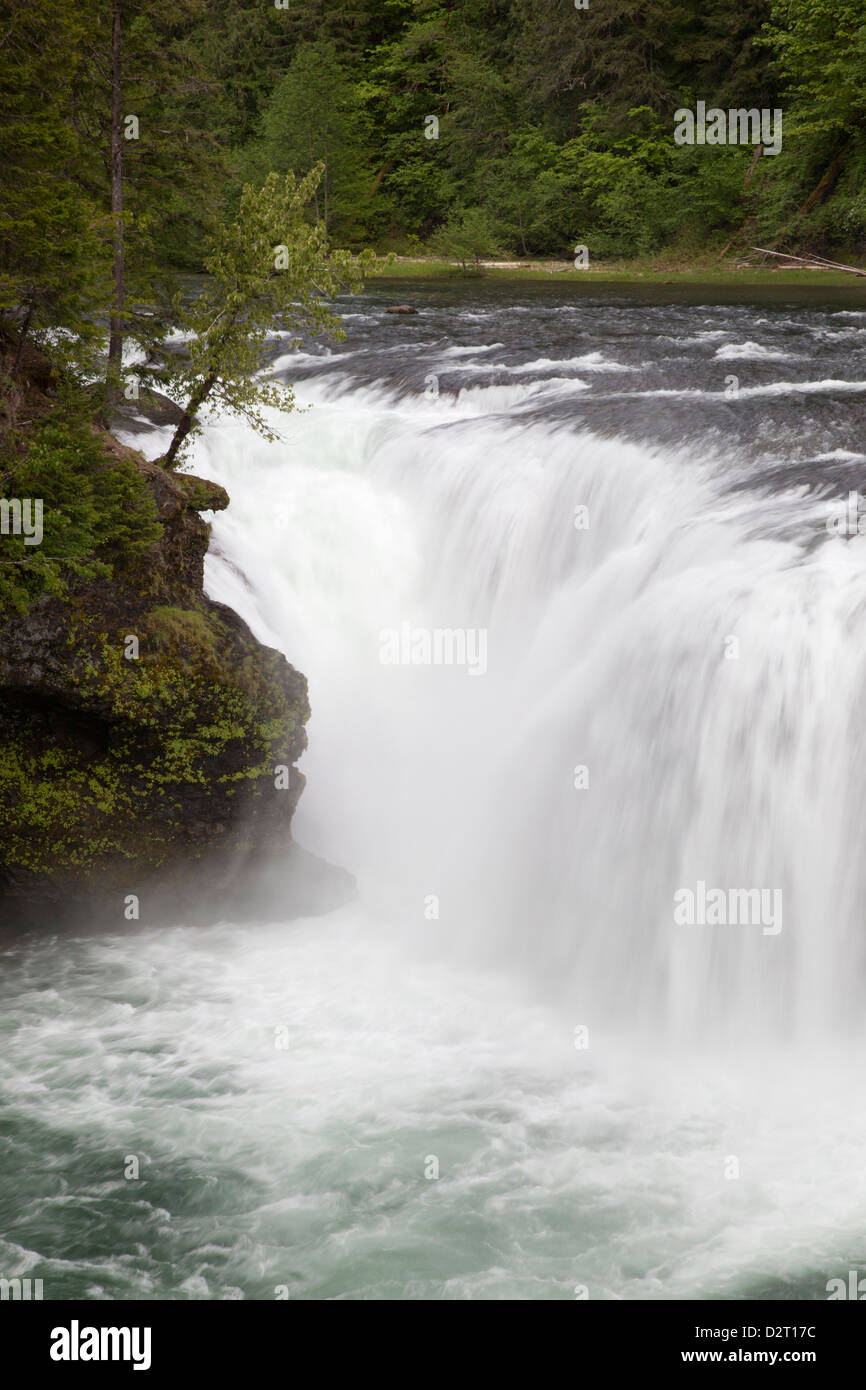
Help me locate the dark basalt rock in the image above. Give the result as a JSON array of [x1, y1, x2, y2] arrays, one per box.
[[0, 435, 312, 926]]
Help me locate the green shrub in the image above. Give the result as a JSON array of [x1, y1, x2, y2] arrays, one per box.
[[0, 422, 162, 615]]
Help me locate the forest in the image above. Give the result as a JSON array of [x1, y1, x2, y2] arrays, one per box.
[[2, 1, 865, 321], [1, 0, 865, 528]]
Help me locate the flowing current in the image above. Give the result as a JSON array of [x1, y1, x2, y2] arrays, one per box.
[[3, 282, 866, 1300]]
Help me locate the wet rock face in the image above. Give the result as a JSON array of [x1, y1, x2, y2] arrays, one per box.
[[0, 441, 310, 924]]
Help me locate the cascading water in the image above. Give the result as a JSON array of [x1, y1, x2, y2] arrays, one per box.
[[2, 284, 866, 1299]]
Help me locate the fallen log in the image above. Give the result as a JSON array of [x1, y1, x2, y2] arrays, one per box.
[[750, 246, 866, 277]]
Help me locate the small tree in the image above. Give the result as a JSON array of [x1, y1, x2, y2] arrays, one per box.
[[159, 166, 376, 468], [428, 208, 502, 272]]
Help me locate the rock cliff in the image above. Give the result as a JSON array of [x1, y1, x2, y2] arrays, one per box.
[[0, 427, 310, 928]]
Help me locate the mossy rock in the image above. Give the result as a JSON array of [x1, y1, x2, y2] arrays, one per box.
[[0, 425, 309, 918]]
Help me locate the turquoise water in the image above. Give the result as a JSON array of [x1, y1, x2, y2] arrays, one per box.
[[2, 913, 862, 1300]]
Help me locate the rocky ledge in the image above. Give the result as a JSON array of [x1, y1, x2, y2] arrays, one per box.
[[0, 432, 312, 929]]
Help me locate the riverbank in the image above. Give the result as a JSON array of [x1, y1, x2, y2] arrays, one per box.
[[376, 254, 866, 288]]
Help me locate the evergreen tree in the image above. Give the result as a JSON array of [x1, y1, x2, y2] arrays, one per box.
[[250, 40, 374, 240], [0, 2, 106, 368]]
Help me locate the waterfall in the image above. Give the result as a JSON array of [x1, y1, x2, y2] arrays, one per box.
[[4, 292, 866, 1300], [193, 365, 866, 1050]]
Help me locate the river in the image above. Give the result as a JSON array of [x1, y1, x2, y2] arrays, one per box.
[[2, 279, 866, 1300]]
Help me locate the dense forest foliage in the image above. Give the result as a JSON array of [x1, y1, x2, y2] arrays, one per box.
[[1, 0, 864, 405]]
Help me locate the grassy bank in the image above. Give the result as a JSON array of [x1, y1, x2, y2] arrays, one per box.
[[376, 255, 866, 288]]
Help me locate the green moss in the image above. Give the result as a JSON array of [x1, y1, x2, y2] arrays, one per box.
[[0, 604, 307, 877], [149, 606, 224, 664], [0, 426, 308, 887]]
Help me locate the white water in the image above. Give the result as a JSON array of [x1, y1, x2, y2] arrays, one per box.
[[128, 365, 866, 1296], [5, 315, 866, 1300], [192, 373, 866, 1042]]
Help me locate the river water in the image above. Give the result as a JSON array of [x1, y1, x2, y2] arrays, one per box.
[[2, 280, 866, 1300]]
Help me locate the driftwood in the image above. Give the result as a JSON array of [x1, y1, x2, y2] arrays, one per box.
[[750, 246, 866, 277]]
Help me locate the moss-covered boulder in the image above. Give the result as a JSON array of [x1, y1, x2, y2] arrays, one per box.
[[0, 425, 310, 925]]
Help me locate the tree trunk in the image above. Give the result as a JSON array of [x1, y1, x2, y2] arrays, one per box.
[[795, 149, 847, 220], [162, 374, 217, 469], [11, 303, 33, 380], [363, 159, 393, 201], [742, 143, 763, 192], [106, 0, 124, 399]]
